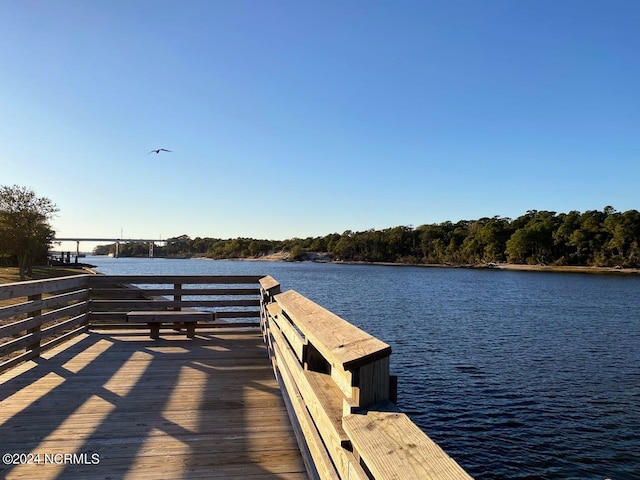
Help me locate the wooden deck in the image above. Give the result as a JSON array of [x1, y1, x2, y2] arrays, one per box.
[[1, 274, 473, 479], [0, 328, 307, 479]]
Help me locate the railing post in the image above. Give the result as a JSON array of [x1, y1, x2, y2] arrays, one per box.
[[259, 277, 281, 321], [173, 283, 182, 310], [260, 279, 281, 305], [259, 276, 281, 347], [26, 293, 42, 357], [172, 282, 182, 330]]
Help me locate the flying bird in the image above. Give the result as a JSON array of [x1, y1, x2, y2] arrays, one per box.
[[148, 148, 172, 154]]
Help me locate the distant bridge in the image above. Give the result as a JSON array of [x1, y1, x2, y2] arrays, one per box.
[[53, 238, 165, 258]]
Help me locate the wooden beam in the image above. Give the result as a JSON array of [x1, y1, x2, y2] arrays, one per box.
[[0, 349, 38, 374], [274, 290, 391, 370], [259, 275, 281, 293], [268, 303, 306, 363], [0, 331, 39, 357], [343, 412, 473, 480], [40, 313, 89, 337], [91, 299, 259, 309], [271, 333, 343, 480], [0, 289, 88, 321], [88, 275, 263, 286], [90, 287, 260, 297], [126, 311, 213, 323], [0, 275, 89, 301]]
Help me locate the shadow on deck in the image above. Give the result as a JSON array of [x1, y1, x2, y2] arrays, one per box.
[[0, 328, 307, 479]]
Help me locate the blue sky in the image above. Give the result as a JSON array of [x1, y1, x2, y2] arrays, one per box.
[[1, 1, 639, 251]]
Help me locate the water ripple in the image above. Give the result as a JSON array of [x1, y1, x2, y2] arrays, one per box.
[[90, 258, 640, 480]]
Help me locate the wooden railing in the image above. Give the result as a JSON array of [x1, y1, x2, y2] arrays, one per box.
[[259, 275, 473, 480], [0, 274, 263, 372], [87, 274, 263, 326], [1, 273, 473, 479], [0, 275, 91, 373]]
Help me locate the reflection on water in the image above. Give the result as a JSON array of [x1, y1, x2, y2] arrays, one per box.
[[89, 257, 640, 480]]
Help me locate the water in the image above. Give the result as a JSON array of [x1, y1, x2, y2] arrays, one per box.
[[87, 256, 640, 479]]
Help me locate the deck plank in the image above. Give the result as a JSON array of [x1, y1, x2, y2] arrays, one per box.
[[0, 329, 307, 479]]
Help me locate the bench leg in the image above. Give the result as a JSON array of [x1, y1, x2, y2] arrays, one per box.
[[149, 323, 160, 340], [186, 322, 195, 339]]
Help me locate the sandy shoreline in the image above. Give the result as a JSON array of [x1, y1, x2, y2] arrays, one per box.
[[222, 253, 640, 276], [335, 261, 640, 275], [490, 263, 640, 275]]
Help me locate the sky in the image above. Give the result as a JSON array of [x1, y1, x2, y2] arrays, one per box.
[[1, 1, 639, 252]]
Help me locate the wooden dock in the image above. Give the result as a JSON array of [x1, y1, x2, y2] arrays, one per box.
[[0, 328, 306, 479], [0, 274, 473, 479]]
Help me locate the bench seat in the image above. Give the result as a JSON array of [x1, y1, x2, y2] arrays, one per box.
[[126, 311, 213, 339]]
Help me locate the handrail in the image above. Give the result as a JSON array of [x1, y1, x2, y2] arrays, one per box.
[[1, 274, 265, 372], [2, 273, 473, 478], [260, 278, 473, 479], [0, 274, 91, 373], [88, 274, 263, 325]]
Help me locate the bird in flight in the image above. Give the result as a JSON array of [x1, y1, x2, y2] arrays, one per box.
[[148, 148, 172, 154]]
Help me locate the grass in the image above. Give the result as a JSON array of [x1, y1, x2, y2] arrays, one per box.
[[0, 266, 88, 285]]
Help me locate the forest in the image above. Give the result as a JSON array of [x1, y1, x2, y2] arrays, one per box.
[[93, 207, 640, 267]]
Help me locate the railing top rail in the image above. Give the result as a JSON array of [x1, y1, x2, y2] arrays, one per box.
[[89, 274, 265, 285], [0, 274, 91, 301], [274, 289, 391, 370]]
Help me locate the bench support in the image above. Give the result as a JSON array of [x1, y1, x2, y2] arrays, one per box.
[[126, 311, 212, 339]]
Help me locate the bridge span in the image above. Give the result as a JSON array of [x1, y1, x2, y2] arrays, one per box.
[[53, 238, 165, 258]]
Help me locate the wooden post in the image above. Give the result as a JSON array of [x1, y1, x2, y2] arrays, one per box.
[[185, 322, 196, 338], [259, 276, 281, 305], [173, 283, 182, 330], [149, 323, 160, 339], [174, 283, 182, 310], [259, 276, 281, 342], [27, 293, 42, 357]]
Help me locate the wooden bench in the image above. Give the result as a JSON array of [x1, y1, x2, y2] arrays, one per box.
[[126, 311, 213, 339]]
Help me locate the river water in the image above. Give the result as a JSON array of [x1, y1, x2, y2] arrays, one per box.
[[87, 256, 640, 480]]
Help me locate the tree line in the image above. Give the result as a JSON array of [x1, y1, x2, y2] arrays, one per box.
[[4, 184, 637, 281], [94, 207, 640, 268]]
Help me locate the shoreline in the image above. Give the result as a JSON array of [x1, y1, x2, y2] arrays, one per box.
[[87, 254, 640, 276], [335, 261, 640, 275], [489, 263, 640, 275], [218, 255, 640, 276]]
